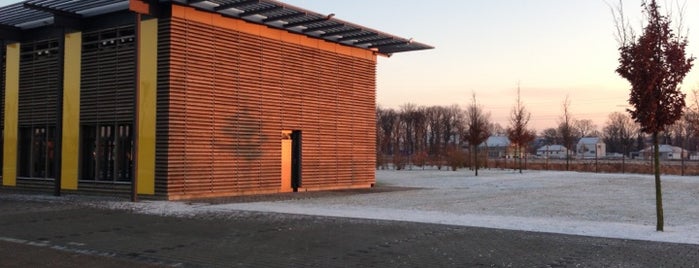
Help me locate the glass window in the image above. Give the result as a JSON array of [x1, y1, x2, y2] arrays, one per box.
[[80, 123, 133, 182], [18, 126, 56, 178]]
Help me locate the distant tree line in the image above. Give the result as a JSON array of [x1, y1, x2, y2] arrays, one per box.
[[376, 91, 535, 174], [376, 103, 469, 171], [377, 93, 699, 171], [376, 95, 498, 173]]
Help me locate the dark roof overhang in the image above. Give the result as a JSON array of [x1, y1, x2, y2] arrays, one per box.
[[175, 0, 432, 55], [0, 0, 433, 55]]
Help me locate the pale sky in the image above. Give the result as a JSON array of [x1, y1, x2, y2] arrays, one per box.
[[2, 0, 699, 131], [283, 0, 699, 131]]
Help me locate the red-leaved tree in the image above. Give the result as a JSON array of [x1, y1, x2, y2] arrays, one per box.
[[614, 0, 695, 231]]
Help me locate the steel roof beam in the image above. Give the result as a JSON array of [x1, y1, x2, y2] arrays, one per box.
[[320, 28, 361, 37], [23, 2, 81, 19], [337, 32, 377, 42], [214, 0, 259, 11], [262, 12, 304, 23], [353, 37, 393, 45], [302, 23, 343, 33], [283, 16, 327, 28], [23, 2, 83, 30], [375, 42, 433, 54], [370, 41, 407, 49], [239, 6, 282, 17]]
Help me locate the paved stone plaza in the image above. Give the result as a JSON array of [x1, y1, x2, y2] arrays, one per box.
[[1, 195, 697, 267]]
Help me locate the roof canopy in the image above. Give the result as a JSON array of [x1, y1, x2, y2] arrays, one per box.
[[0, 0, 432, 55]]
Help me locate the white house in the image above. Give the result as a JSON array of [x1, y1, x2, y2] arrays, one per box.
[[640, 144, 688, 160], [536, 145, 570, 159], [481, 136, 512, 158], [577, 137, 606, 159]]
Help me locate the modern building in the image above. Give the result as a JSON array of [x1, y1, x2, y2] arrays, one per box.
[[1, 0, 431, 200]]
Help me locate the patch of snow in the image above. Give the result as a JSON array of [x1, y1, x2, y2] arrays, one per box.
[[9, 169, 699, 245], [198, 169, 699, 244]]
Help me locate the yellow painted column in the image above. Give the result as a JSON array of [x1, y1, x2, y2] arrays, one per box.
[[2, 43, 19, 186], [136, 18, 158, 195], [61, 32, 82, 190]]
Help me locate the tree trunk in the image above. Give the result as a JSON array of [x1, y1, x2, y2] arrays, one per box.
[[524, 148, 528, 170], [474, 145, 479, 176], [653, 132, 664, 232], [681, 138, 685, 176], [519, 146, 523, 174]]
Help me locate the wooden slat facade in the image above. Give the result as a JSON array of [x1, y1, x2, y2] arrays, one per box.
[[18, 40, 59, 126], [80, 25, 136, 125], [155, 18, 173, 198], [3, 3, 380, 200], [159, 7, 377, 199]]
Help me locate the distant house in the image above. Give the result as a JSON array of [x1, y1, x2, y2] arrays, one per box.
[[480, 136, 512, 158], [536, 145, 569, 159], [576, 137, 606, 159], [640, 145, 688, 160]]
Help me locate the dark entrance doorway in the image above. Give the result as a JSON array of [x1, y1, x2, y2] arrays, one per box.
[[281, 130, 301, 192]]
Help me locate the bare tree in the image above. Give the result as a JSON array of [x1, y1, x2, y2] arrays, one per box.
[[667, 112, 693, 175], [507, 85, 536, 173], [376, 107, 398, 169], [685, 90, 699, 152], [603, 111, 640, 173], [603, 112, 639, 155], [490, 123, 505, 136], [464, 93, 491, 176], [442, 105, 463, 148], [558, 95, 576, 170], [392, 110, 407, 170], [444, 104, 465, 171], [541, 128, 560, 145], [575, 119, 598, 138], [426, 106, 445, 169], [412, 106, 429, 168], [613, 0, 695, 231], [399, 103, 418, 168]]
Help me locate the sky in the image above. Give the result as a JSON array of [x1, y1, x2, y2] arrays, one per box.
[[2, 0, 699, 131], [281, 0, 699, 131]]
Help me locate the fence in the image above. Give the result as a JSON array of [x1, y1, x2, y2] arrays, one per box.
[[377, 154, 699, 176]]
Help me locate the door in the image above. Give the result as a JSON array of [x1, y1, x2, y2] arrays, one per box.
[[281, 131, 292, 192], [291, 130, 302, 192], [281, 130, 302, 192]]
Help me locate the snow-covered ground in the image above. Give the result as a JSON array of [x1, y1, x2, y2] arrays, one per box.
[[196, 169, 699, 245], [10, 169, 699, 244]]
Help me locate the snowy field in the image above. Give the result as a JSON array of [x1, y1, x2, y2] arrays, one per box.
[[101, 168, 699, 245], [11, 169, 699, 245]]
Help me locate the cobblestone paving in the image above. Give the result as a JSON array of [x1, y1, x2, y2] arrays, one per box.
[[0, 197, 698, 267]]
